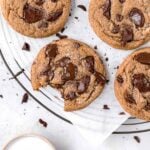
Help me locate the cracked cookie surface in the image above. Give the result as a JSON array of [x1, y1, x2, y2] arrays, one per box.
[[31, 39, 106, 111], [115, 48, 150, 120], [89, 0, 150, 50], [1, 0, 71, 37]]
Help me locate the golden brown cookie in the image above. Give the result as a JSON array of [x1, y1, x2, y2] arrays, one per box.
[[1, 0, 71, 37], [31, 39, 106, 111], [114, 48, 150, 120], [89, 0, 150, 50]]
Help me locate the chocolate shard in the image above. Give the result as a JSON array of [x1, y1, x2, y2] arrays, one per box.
[[102, 0, 111, 20], [134, 53, 150, 65], [23, 3, 43, 23], [121, 27, 134, 46], [77, 5, 87, 12], [132, 73, 150, 93], [39, 119, 48, 127], [22, 42, 30, 51], [129, 8, 145, 28], [46, 9, 63, 22], [77, 76, 90, 94], [134, 136, 140, 143], [22, 93, 29, 104]]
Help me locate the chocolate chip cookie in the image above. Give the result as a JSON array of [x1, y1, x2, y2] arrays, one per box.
[[89, 0, 150, 50], [1, 0, 71, 37], [31, 39, 106, 111], [115, 48, 150, 120]]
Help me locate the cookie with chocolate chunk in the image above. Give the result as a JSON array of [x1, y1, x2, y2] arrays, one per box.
[[1, 0, 71, 37], [115, 48, 150, 120], [89, 0, 150, 49], [31, 39, 106, 111]]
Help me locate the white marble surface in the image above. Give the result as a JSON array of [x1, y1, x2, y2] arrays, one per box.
[[0, 56, 150, 150]]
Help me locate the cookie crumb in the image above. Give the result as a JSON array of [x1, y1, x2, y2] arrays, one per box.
[[61, 27, 66, 33], [39, 119, 48, 128], [22, 42, 30, 51], [94, 46, 97, 50], [105, 57, 109, 61], [77, 5, 87, 11], [22, 93, 29, 104], [134, 136, 140, 143], [119, 112, 125, 115], [75, 16, 79, 20], [103, 104, 110, 110], [56, 33, 68, 39]]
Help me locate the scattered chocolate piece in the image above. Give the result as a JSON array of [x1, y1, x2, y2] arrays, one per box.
[[124, 91, 136, 104], [119, 112, 125, 115], [116, 75, 124, 83], [105, 57, 108, 61], [22, 93, 29, 104], [56, 33, 68, 39], [103, 104, 110, 110], [35, 0, 45, 5], [132, 74, 150, 93], [39, 119, 48, 127], [134, 136, 140, 143], [77, 5, 87, 11], [38, 21, 48, 28], [119, 0, 125, 3], [47, 9, 63, 22], [23, 3, 43, 23], [102, 0, 111, 20], [129, 8, 145, 27], [61, 27, 65, 33], [134, 53, 150, 65], [94, 46, 97, 50], [121, 27, 133, 46], [116, 14, 123, 22], [75, 17, 79, 20], [0, 95, 3, 98], [22, 42, 30, 51], [10, 69, 25, 79]]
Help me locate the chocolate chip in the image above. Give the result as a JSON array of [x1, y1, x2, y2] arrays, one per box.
[[56, 33, 68, 39], [38, 21, 48, 28], [116, 75, 124, 83], [22, 93, 29, 104], [39, 119, 48, 127], [134, 53, 150, 65], [94, 72, 106, 85], [112, 24, 120, 34], [45, 44, 58, 58], [134, 136, 140, 143], [121, 27, 134, 46], [129, 8, 145, 27], [102, 0, 111, 20], [94, 46, 97, 50], [84, 56, 95, 73], [35, 0, 45, 5], [124, 91, 136, 104], [57, 57, 70, 67], [77, 5, 87, 11], [23, 3, 43, 23], [62, 63, 77, 81], [103, 105, 110, 110], [46, 9, 63, 22], [65, 91, 77, 100], [22, 42, 30, 51], [61, 27, 65, 33], [77, 76, 90, 94], [132, 74, 150, 93], [116, 14, 123, 22], [119, 0, 125, 3]]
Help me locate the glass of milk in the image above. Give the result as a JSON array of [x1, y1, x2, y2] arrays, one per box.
[[4, 135, 56, 150]]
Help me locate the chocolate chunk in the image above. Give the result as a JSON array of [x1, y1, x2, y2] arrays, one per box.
[[112, 24, 120, 34], [22, 42, 30, 51], [45, 44, 58, 58], [103, 104, 110, 110], [124, 91, 136, 104], [129, 8, 145, 27], [77, 76, 90, 94], [23, 4, 43, 23], [56, 33, 68, 39], [65, 91, 77, 100], [38, 21, 48, 28], [35, 0, 45, 5], [47, 9, 63, 22], [22, 93, 29, 104], [102, 0, 111, 20], [134, 53, 150, 65], [84, 56, 95, 73], [121, 27, 133, 46], [116, 14, 123, 22], [39, 119, 48, 127], [57, 57, 70, 67], [77, 5, 87, 11], [132, 74, 150, 93], [134, 136, 140, 143], [94, 72, 106, 85], [119, 0, 125, 3], [62, 63, 77, 81], [116, 75, 124, 83]]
